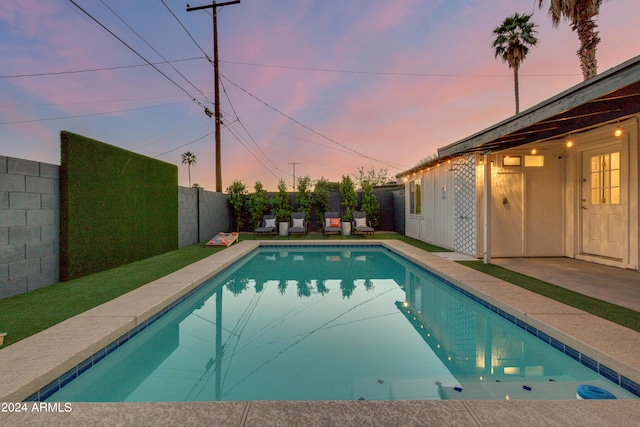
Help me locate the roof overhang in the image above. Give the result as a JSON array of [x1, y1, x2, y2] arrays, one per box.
[[435, 55, 640, 159]]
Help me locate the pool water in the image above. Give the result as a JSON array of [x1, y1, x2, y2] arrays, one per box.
[[46, 247, 637, 401]]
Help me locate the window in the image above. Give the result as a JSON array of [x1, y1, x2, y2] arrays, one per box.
[[524, 155, 544, 167], [503, 155, 522, 166], [590, 151, 620, 205], [410, 179, 421, 215]]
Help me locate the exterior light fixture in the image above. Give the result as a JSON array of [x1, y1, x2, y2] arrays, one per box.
[[614, 126, 623, 137], [531, 147, 537, 155], [565, 137, 574, 148]]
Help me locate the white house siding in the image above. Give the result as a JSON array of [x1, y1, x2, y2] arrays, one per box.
[[476, 144, 564, 258], [404, 164, 455, 250], [403, 118, 639, 270]]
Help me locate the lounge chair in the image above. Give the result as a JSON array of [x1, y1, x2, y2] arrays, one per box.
[[323, 212, 342, 237], [352, 211, 374, 237], [255, 214, 277, 238], [289, 212, 307, 237]]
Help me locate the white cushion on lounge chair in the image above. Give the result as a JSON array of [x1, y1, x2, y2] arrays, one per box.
[[265, 218, 276, 228], [355, 217, 367, 228], [293, 218, 304, 228]]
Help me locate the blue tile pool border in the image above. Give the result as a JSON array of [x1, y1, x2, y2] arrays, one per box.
[[389, 248, 640, 399], [25, 243, 640, 401]]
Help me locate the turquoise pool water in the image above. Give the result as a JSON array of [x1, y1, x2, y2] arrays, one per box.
[[45, 246, 637, 401]]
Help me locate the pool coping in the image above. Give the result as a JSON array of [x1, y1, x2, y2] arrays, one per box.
[[1, 240, 639, 406]]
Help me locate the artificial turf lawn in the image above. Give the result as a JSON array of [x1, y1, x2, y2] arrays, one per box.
[[0, 243, 218, 347], [1, 234, 638, 348], [458, 261, 640, 333]]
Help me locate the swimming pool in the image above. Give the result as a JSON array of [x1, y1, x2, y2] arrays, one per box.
[[42, 246, 638, 402]]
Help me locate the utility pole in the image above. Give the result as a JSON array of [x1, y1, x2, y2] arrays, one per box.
[[288, 162, 300, 192], [187, 1, 240, 192]]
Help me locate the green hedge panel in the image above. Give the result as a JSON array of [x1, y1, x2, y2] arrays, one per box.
[[60, 131, 178, 281]]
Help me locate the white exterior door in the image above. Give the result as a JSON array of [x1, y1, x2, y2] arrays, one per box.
[[492, 172, 524, 256], [580, 145, 625, 260]]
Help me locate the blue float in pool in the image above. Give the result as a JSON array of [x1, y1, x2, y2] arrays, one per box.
[[576, 384, 616, 400]]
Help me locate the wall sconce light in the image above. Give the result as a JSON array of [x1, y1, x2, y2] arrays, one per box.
[[614, 126, 623, 137], [565, 137, 574, 148], [531, 147, 537, 155]]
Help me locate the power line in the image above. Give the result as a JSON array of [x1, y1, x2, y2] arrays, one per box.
[[222, 60, 581, 78], [219, 77, 283, 174], [225, 124, 282, 181], [99, 0, 212, 105], [0, 57, 206, 79], [0, 100, 186, 125], [162, 0, 214, 65], [153, 131, 215, 158], [220, 73, 406, 171], [66, 0, 205, 108]]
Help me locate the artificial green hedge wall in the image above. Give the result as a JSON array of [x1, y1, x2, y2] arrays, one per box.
[[60, 131, 178, 281]]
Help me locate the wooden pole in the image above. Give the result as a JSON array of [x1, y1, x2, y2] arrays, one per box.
[[187, 1, 240, 192]]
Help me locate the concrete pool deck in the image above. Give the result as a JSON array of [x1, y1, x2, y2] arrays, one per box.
[[1, 240, 639, 426]]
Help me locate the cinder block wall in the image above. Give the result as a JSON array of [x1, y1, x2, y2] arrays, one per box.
[[0, 157, 234, 299], [0, 156, 59, 299], [178, 187, 199, 248], [178, 187, 232, 248]]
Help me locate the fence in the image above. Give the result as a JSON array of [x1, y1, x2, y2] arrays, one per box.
[[1, 154, 404, 299]]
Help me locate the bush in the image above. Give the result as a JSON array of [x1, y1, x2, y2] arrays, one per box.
[[313, 178, 331, 230], [361, 182, 380, 228], [339, 175, 357, 221], [296, 175, 313, 222], [272, 179, 292, 222], [247, 181, 269, 228], [226, 180, 248, 232]]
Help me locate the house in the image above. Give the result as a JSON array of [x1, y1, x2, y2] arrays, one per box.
[[398, 55, 640, 271]]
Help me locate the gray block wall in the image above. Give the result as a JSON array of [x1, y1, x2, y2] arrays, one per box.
[[0, 157, 234, 300], [178, 187, 199, 248], [178, 187, 232, 248], [0, 156, 59, 299]]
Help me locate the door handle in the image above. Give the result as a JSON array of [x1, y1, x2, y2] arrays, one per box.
[[581, 206, 588, 210]]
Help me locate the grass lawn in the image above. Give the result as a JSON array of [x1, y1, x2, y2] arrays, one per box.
[[1, 233, 638, 348]]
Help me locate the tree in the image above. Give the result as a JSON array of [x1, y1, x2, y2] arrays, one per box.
[[354, 166, 389, 189], [492, 13, 538, 114], [360, 182, 381, 228], [313, 177, 331, 230], [295, 175, 313, 222], [247, 181, 269, 229], [538, 0, 607, 80], [271, 178, 292, 223], [339, 175, 357, 222], [416, 154, 438, 166], [226, 180, 247, 232], [181, 151, 197, 187]]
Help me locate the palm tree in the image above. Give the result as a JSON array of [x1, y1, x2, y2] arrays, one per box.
[[538, 0, 607, 80], [492, 13, 538, 114], [181, 151, 197, 187]]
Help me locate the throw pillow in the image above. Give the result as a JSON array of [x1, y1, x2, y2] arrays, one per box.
[[265, 218, 276, 228], [329, 218, 340, 227], [293, 218, 304, 228], [355, 217, 367, 228]]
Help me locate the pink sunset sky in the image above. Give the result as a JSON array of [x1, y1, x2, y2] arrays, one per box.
[[2, 0, 639, 191]]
